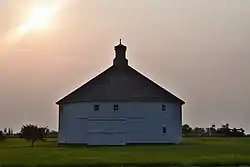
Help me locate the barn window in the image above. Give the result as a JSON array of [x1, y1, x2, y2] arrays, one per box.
[[94, 105, 99, 111], [162, 126, 167, 134], [114, 104, 119, 111], [162, 104, 166, 111]]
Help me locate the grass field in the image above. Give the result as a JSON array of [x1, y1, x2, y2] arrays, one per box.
[[0, 138, 250, 166]]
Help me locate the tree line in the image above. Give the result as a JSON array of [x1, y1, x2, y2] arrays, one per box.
[[0, 125, 58, 147], [0, 123, 249, 147], [182, 123, 248, 137]]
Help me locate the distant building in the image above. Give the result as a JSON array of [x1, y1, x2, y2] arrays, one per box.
[[56, 41, 185, 145]]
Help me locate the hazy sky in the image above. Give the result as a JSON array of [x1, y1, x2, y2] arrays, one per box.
[[0, 0, 250, 133]]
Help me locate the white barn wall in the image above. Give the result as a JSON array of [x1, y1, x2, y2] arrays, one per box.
[[58, 102, 182, 145]]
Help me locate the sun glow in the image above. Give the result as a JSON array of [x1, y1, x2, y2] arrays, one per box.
[[18, 5, 59, 34], [1, 1, 70, 55]]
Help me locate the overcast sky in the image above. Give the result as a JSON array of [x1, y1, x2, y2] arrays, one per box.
[[0, 0, 250, 132]]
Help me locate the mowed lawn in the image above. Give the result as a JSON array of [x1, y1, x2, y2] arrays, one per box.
[[0, 138, 250, 166]]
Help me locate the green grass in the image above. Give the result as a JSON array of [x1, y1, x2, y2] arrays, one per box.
[[0, 138, 250, 166]]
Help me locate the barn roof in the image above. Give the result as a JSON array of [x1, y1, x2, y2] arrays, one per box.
[[56, 41, 185, 105]]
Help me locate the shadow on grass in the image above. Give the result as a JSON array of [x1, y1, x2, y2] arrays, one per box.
[[2, 141, 193, 149], [57, 142, 182, 149]]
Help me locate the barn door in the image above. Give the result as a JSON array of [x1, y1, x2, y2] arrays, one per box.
[[86, 118, 126, 145]]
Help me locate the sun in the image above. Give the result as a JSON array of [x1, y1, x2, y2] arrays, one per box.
[[18, 5, 59, 34], [2, 1, 66, 48]]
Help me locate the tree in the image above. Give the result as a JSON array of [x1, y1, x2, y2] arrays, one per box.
[[20, 124, 49, 147], [209, 125, 217, 136], [182, 124, 192, 136], [7, 128, 12, 137], [221, 123, 230, 136], [229, 128, 245, 137], [0, 130, 5, 141], [3, 128, 7, 135], [48, 130, 58, 138], [216, 123, 231, 136], [193, 127, 205, 136]]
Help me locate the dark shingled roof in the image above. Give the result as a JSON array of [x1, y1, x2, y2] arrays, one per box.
[[56, 65, 185, 105], [56, 41, 185, 105]]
